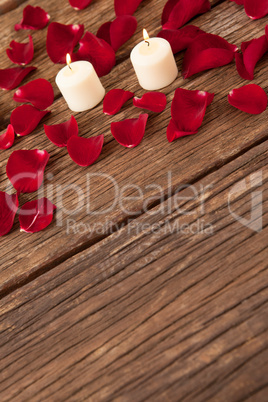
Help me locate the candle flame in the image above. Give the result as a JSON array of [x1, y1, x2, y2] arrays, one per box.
[[143, 29, 150, 41], [66, 53, 72, 67]]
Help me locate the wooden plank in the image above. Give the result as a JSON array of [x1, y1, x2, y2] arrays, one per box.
[[0, 1, 267, 292], [0, 0, 26, 15], [0, 142, 267, 401]]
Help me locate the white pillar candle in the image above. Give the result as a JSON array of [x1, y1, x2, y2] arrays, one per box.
[[130, 29, 178, 91], [56, 54, 105, 112]]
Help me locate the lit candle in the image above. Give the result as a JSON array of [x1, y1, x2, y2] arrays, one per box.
[[55, 54, 105, 112], [130, 29, 178, 91]]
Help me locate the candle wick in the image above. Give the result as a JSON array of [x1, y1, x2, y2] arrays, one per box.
[[145, 40, 150, 47], [68, 64, 72, 70]]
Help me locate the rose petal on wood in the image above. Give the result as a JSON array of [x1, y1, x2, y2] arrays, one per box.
[[6, 35, 34, 65], [0, 192, 18, 236], [162, 0, 211, 30], [15, 5, 50, 31], [0, 125, 15, 150], [6, 149, 50, 193], [0, 66, 36, 90], [13, 79, 54, 110], [67, 135, 104, 166], [44, 116, 79, 147], [244, 0, 268, 19], [228, 84, 267, 114], [133, 92, 167, 112], [114, 0, 143, 16], [111, 114, 148, 148], [69, 0, 93, 10], [11, 105, 50, 137], [157, 25, 206, 54], [103, 89, 134, 115], [19, 198, 56, 233]]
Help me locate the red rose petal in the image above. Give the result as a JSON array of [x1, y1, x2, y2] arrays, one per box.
[[74, 32, 116, 77], [235, 35, 268, 80], [98, 16, 137, 52], [0, 125, 15, 150], [15, 5, 50, 31], [0, 192, 18, 236], [103, 89, 134, 115], [157, 25, 206, 54], [162, 0, 211, 30], [6, 35, 34, 65], [44, 116, 78, 147], [133, 92, 167, 113], [47, 22, 84, 64], [244, 0, 268, 19], [0, 66, 36, 90], [6, 149, 49, 193], [11, 105, 50, 137], [182, 33, 238, 79], [13, 79, 54, 110], [19, 198, 56, 234], [67, 134, 104, 166], [111, 113, 148, 148], [167, 88, 214, 142], [69, 0, 93, 10], [114, 0, 143, 16], [228, 84, 267, 114]]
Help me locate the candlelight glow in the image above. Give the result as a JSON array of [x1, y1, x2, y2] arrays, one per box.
[[66, 53, 72, 67], [143, 29, 150, 41]]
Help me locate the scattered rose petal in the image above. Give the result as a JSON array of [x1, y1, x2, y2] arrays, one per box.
[[11, 105, 50, 137], [15, 5, 50, 31], [111, 114, 148, 148], [44, 116, 78, 147], [69, 0, 93, 10], [167, 88, 214, 142], [244, 0, 268, 19], [67, 134, 104, 166], [157, 25, 206, 54], [0, 192, 18, 236], [235, 35, 268, 80], [228, 84, 267, 114], [162, 0, 211, 30], [6, 35, 34, 65], [6, 149, 49, 193], [19, 198, 56, 233], [133, 92, 167, 112], [103, 89, 134, 115], [13, 79, 54, 110], [182, 33, 238, 78], [73, 32, 116, 77], [0, 66, 36, 90], [114, 0, 143, 16], [97, 16, 137, 52], [0, 125, 15, 150], [47, 22, 84, 63]]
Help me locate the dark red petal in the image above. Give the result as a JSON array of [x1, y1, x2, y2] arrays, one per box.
[[229, 0, 244, 4], [0, 192, 18, 236], [228, 84, 267, 114], [69, 0, 93, 10], [114, 0, 143, 16], [235, 35, 268, 80], [0, 66, 36, 90], [111, 113, 148, 148], [157, 25, 206, 54], [13, 78, 54, 110], [110, 16, 137, 51], [0, 125, 15, 150], [96, 22, 112, 46], [47, 22, 84, 64], [11, 105, 50, 137], [15, 5, 50, 31], [133, 92, 167, 113], [162, 0, 211, 30], [171, 88, 214, 134], [6, 149, 49, 193], [19, 198, 56, 233], [74, 32, 116, 77], [167, 118, 198, 142], [244, 0, 268, 19], [266, 25, 268, 40], [44, 116, 78, 147], [182, 33, 238, 78], [6, 35, 34, 65], [103, 89, 134, 115], [67, 134, 104, 166]]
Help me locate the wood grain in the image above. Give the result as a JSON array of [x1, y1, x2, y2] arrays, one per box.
[[0, 0, 267, 294], [0, 141, 267, 401]]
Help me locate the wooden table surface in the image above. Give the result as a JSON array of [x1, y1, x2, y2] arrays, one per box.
[[0, 0, 267, 400]]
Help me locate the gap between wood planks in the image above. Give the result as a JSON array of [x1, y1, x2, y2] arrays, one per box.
[[1, 134, 266, 300]]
